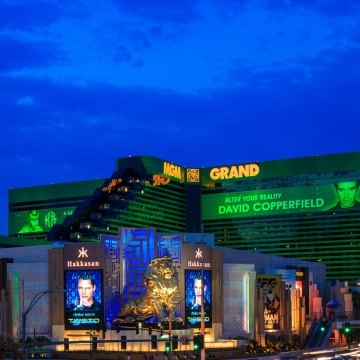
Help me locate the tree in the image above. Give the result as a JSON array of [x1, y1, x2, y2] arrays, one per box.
[[291, 334, 302, 350], [0, 336, 20, 360]]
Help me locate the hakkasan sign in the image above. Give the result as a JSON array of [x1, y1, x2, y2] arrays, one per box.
[[202, 184, 340, 219]]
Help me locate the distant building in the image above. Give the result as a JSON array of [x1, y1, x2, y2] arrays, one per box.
[[5, 151, 360, 283]]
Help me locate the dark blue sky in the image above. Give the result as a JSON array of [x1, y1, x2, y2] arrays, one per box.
[[1, 0, 360, 235]]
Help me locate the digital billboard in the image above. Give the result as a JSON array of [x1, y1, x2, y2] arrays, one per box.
[[256, 275, 282, 331], [64, 269, 104, 330], [202, 181, 360, 220], [9, 206, 75, 235], [185, 269, 212, 328]]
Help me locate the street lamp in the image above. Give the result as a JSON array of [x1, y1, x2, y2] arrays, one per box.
[[21, 288, 65, 360], [200, 268, 205, 360]]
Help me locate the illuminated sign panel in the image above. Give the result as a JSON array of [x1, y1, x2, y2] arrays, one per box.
[[209, 163, 260, 180], [187, 168, 200, 183], [182, 244, 212, 268], [64, 244, 104, 269], [163, 161, 184, 182], [185, 269, 212, 328], [201, 152, 360, 183], [256, 274, 282, 331], [64, 244, 105, 330], [9, 207, 75, 235], [201, 183, 360, 219], [64, 269, 104, 330]]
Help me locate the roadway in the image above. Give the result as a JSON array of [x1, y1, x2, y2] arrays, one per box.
[[241, 345, 360, 360]]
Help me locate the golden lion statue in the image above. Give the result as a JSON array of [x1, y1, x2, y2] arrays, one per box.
[[114, 256, 179, 322]]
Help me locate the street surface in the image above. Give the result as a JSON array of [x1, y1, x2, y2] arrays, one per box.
[[239, 345, 360, 360]]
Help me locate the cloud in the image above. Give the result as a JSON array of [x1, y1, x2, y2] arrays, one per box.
[[2, 44, 359, 132], [0, 35, 63, 72], [2, 41, 359, 170], [113, 0, 202, 23], [0, 0, 62, 31], [263, 0, 360, 16], [113, 44, 133, 64], [16, 96, 35, 106]]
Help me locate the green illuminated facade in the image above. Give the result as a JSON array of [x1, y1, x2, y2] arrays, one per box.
[[6, 152, 360, 282], [8, 179, 106, 241], [201, 152, 360, 283], [9, 156, 189, 243]]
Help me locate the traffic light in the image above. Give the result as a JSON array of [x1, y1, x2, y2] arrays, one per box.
[[91, 337, 97, 351], [165, 341, 171, 352], [148, 327, 152, 335], [136, 323, 140, 334], [198, 334, 204, 349], [64, 338, 69, 351], [160, 327, 164, 336], [172, 335, 179, 350], [320, 321, 327, 332], [121, 336, 127, 350], [151, 335, 157, 350], [194, 335, 199, 350], [194, 335, 204, 350], [344, 322, 351, 334]]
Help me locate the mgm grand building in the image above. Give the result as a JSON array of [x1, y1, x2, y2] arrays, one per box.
[[0, 151, 359, 350]]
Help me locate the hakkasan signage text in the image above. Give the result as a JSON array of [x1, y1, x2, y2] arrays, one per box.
[[202, 183, 342, 219], [64, 244, 104, 269], [182, 244, 212, 269]]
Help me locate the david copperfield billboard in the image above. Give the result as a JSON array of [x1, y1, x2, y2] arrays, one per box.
[[202, 182, 360, 220], [64, 244, 105, 330]]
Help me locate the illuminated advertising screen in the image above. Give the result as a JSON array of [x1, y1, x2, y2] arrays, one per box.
[[64, 269, 104, 330], [202, 181, 360, 220], [256, 274, 282, 331], [185, 269, 212, 328], [9, 207, 75, 235]]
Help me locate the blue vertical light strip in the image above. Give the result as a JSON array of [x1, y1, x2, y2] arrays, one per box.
[[103, 234, 121, 327]]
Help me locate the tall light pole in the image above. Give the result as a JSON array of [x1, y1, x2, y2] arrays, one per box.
[[200, 268, 205, 360], [21, 288, 65, 360], [200, 227, 206, 360]]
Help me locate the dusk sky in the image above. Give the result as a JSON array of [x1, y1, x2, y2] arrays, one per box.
[[1, 0, 360, 235]]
